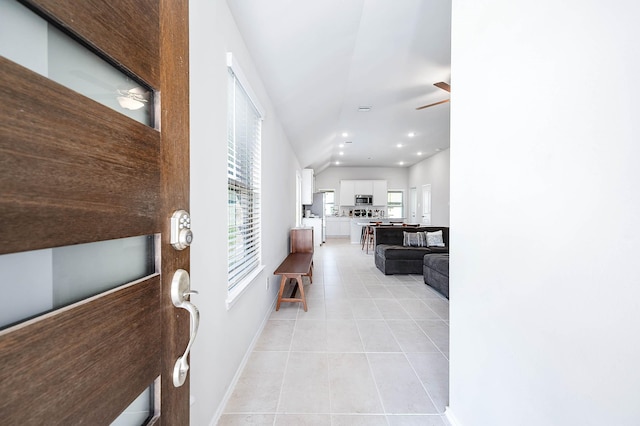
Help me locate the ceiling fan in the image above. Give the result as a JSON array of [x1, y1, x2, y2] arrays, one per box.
[[416, 82, 450, 110]]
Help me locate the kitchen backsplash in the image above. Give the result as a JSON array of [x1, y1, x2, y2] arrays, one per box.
[[339, 207, 387, 218]]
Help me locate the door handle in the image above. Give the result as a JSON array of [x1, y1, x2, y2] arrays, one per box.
[[171, 269, 199, 387]]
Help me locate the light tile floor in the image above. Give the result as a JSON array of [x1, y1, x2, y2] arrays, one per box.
[[219, 238, 450, 426]]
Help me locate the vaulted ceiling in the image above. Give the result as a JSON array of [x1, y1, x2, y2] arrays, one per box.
[[227, 0, 451, 172]]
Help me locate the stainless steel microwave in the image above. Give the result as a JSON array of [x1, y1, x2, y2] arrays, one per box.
[[355, 194, 373, 205]]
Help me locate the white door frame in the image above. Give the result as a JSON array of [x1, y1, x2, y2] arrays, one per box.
[[409, 187, 417, 222], [422, 184, 432, 225]]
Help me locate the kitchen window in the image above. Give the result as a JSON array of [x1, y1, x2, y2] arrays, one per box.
[[324, 191, 335, 216], [387, 190, 404, 218], [227, 53, 265, 304]]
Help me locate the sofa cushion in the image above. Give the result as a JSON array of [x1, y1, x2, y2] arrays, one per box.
[[423, 253, 449, 276], [423, 253, 449, 299], [376, 245, 431, 260], [424, 246, 448, 254], [426, 230, 445, 247], [403, 231, 427, 247]]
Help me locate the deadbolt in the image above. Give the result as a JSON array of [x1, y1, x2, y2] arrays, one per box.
[[171, 210, 193, 250]]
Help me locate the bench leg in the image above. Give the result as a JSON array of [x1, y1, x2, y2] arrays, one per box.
[[294, 274, 308, 312], [275, 275, 287, 311]]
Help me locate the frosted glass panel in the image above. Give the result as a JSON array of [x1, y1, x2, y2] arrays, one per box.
[[0, 236, 154, 330], [52, 236, 154, 308], [111, 386, 154, 426], [0, 249, 54, 328], [0, 0, 48, 75], [0, 0, 154, 126]]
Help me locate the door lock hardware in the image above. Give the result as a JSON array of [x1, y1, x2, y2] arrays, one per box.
[[171, 269, 199, 387], [171, 210, 193, 250]]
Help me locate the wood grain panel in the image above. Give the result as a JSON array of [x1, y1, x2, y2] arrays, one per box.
[[159, 0, 191, 423], [0, 57, 160, 254], [291, 228, 314, 253], [23, 0, 160, 87], [0, 275, 161, 424]]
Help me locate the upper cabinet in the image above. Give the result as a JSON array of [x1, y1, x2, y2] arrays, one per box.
[[339, 179, 388, 206], [372, 180, 388, 205], [302, 168, 314, 205], [339, 180, 355, 206], [354, 180, 373, 195]]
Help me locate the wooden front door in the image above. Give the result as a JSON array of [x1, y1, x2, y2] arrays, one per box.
[[0, 0, 190, 424]]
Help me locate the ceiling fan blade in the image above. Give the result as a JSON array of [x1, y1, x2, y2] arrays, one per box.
[[416, 99, 450, 110], [434, 82, 451, 92]]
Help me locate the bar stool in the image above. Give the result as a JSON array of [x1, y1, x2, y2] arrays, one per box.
[[362, 222, 381, 254], [360, 225, 367, 247]]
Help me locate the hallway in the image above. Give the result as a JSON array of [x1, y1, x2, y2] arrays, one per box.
[[219, 238, 450, 425]]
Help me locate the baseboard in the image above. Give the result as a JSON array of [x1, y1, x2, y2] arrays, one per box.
[[209, 295, 278, 426], [445, 406, 462, 426]]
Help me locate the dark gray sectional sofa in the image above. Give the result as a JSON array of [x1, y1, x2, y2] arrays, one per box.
[[423, 253, 449, 299], [374, 226, 449, 275]]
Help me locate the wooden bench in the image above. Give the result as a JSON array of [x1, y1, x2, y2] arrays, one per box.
[[273, 252, 313, 311]]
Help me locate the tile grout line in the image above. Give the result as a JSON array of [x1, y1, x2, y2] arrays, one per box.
[[354, 306, 393, 426], [395, 289, 446, 415], [271, 300, 299, 423]]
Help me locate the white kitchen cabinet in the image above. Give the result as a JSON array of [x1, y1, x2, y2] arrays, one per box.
[[301, 168, 314, 205], [372, 180, 388, 205], [339, 180, 355, 206], [326, 217, 351, 237], [350, 219, 363, 244], [339, 218, 351, 235], [354, 180, 373, 195], [340, 179, 388, 206], [325, 217, 340, 236]]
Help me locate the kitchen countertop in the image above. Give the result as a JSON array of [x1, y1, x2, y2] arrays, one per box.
[[356, 222, 405, 226], [350, 218, 405, 221]]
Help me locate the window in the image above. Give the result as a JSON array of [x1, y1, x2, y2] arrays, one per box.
[[387, 191, 404, 218], [227, 59, 263, 294], [323, 191, 335, 216]]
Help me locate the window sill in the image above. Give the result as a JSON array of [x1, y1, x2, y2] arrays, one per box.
[[225, 265, 265, 310]]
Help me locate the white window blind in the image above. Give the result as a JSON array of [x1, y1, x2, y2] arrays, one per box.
[[227, 67, 262, 291]]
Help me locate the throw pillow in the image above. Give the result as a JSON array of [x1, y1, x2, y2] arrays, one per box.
[[426, 230, 445, 247], [403, 231, 427, 247]]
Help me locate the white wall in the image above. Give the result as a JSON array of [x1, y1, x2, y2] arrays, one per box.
[[450, 1, 640, 425], [408, 149, 450, 226], [189, 1, 300, 424]]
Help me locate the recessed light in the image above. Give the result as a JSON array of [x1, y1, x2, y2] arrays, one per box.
[[335, 161, 340, 165], [417, 151, 423, 156], [341, 132, 348, 137], [339, 151, 344, 156], [408, 132, 415, 137], [397, 143, 403, 148], [399, 161, 404, 166], [358, 106, 372, 112], [339, 144, 344, 148]]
